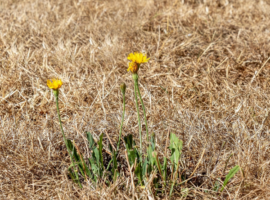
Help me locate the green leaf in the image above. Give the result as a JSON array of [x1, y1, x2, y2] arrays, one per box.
[[150, 133, 155, 150], [220, 165, 240, 192], [109, 143, 113, 153], [124, 134, 140, 166], [86, 132, 95, 150], [169, 133, 183, 196], [169, 133, 183, 171], [127, 149, 138, 166], [112, 150, 118, 181], [67, 140, 80, 161], [169, 133, 183, 150], [142, 159, 148, 177], [147, 146, 155, 166], [147, 163, 153, 175], [89, 157, 98, 182], [98, 133, 104, 167], [135, 162, 143, 186], [124, 134, 133, 150], [93, 148, 100, 166]]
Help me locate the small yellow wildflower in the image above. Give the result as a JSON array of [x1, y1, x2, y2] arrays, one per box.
[[47, 79, 63, 90], [127, 62, 139, 74], [127, 52, 150, 65]]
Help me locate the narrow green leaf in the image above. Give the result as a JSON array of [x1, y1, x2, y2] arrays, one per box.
[[142, 159, 148, 177], [67, 140, 80, 162], [86, 132, 95, 150], [93, 148, 100, 164], [127, 149, 137, 165], [147, 146, 155, 166], [109, 143, 113, 153], [220, 165, 240, 192], [150, 133, 155, 150], [124, 134, 133, 150], [135, 163, 143, 186], [66, 139, 74, 154], [98, 133, 104, 167], [89, 158, 98, 182]]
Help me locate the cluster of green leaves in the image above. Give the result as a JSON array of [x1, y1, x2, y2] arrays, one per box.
[[67, 132, 119, 186], [65, 129, 184, 196], [64, 130, 240, 197], [124, 132, 183, 196]]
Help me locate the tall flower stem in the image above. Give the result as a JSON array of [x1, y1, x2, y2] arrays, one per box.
[[117, 84, 126, 153], [135, 79, 149, 142], [54, 92, 82, 188], [133, 74, 142, 158]]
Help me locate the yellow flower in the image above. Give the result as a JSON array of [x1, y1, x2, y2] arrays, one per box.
[[127, 62, 139, 74], [127, 52, 150, 64], [47, 79, 63, 90]]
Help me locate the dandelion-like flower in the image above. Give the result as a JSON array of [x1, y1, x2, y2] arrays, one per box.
[[47, 79, 63, 90], [127, 52, 150, 65]]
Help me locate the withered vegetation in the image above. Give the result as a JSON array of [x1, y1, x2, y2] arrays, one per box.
[[1, 0, 270, 199]]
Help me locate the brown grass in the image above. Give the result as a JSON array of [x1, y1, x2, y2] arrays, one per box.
[[1, 0, 270, 199]]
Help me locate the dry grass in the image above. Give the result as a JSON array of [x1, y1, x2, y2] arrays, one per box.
[[1, 0, 270, 199]]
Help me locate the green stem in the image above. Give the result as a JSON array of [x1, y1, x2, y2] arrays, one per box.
[[55, 93, 82, 188], [117, 93, 125, 153], [135, 79, 149, 142], [134, 80, 142, 157], [170, 159, 180, 196], [106, 85, 126, 172]]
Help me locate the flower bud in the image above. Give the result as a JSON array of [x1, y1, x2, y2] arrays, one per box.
[[120, 83, 126, 95]]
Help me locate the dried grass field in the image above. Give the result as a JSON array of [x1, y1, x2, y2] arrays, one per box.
[[1, 0, 270, 199]]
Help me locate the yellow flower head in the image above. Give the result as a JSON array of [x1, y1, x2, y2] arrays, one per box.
[[127, 52, 150, 65], [47, 79, 63, 90], [127, 62, 139, 74]]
